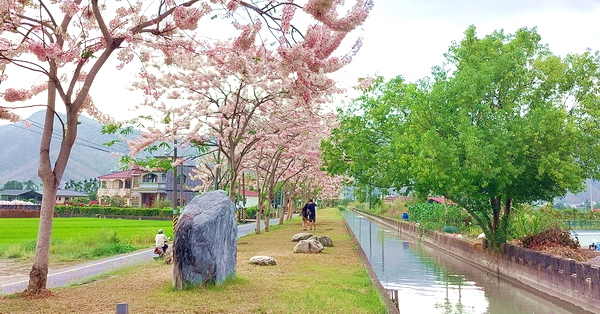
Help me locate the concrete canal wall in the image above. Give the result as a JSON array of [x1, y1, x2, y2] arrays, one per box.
[[354, 209, 600, 313]]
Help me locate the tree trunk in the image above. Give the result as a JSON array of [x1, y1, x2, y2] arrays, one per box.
[[26, 79, 77, 294], [25, 183, 58, 294], [491, 196, 501, 232], [263, 191, 275, 232], [255, 206, 261, 234], [279, 193, 288, 225]]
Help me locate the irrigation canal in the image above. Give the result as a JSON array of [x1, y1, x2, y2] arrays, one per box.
[[341, 210, 593, 314]]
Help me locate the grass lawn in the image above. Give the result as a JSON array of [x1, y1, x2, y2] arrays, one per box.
[[0, 218, 173, 261], [0, 208, 388, 313]]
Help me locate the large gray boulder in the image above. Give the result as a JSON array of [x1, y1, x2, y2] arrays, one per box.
[[173, 190, 237, 289]]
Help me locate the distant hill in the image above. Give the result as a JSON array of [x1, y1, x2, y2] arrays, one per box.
[[0, 110, 132, 187], [555, 180, 600, 206]]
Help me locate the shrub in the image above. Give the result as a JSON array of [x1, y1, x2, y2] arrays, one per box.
[[408, 202, 470, 232], [246, 206, 257, 219], [441, 226, 460, 233], [153, 199, 173, 209], [108, 195, 127, 207], [508, 204, 560, 240]]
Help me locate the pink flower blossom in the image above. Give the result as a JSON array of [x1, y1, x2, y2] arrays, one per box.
[[59, 1, 80, 17], [0, 108, 20, 122], [281, 2, 297, 34], [2, 88, 32, 102], [173, 6, 204, 30], [226, 0, 239, 12]]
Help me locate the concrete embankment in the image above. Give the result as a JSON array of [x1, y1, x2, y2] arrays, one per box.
[[354, 209, 600, 314]]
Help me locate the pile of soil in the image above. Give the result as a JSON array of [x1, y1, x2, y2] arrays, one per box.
[[519, 227, 600, 264], [521, 227, 579, 250]]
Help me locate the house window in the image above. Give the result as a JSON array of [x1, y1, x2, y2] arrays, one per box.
[[178, 174, 187, 184], [125, 180, 131, 188], [101, 181, 107, 188], [143, 174, 158, 183]]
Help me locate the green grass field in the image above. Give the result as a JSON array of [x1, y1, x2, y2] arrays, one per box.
[[0, 218, 173, 262]]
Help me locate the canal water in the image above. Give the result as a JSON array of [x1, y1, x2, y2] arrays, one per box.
[[572, 230, 600, 249], [341, 210, 591, 314]]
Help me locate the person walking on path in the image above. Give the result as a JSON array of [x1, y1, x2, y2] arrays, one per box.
[[301, 202, 310, 230], [306, 199, 317, 231]]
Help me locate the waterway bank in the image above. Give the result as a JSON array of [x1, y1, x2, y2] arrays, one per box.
[[353, 209, 599, 313]]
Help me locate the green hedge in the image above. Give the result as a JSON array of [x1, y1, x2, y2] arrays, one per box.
[[408, 202, 470, 232], [54, 205, 172, 217]]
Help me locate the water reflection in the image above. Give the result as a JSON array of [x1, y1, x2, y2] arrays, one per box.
[[342, 211, 590, 314]]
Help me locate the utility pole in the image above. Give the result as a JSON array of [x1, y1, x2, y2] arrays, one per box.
[[173, 139, 178, 235], [590, 179, 594, 212], [242, 172, 246, 223], [214, 139, 220, 190], [179, 163, 184, 208]]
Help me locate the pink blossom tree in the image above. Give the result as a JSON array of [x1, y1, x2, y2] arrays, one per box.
[[248, 102, 331, 232], [129, 0, 372, 204], [0, 0, 373, 295]]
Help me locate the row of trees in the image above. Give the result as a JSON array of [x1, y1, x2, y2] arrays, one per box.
[[0, 0, 372, 294], [0, 180, 40, 191], [64, 178, 99, 200], [322, 26, 600, 249], [0, 178, 98, 199]]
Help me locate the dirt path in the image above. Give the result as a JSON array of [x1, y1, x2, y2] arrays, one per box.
[[0, 259, 80, 284]]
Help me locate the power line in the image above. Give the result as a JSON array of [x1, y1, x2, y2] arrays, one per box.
[[8, 123, 127, 154]]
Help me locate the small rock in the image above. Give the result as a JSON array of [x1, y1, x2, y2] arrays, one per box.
[[293, 238, 324, 253], [292, 232, 313, 242], [249, 256, 277, 266], [310, 235, 333, 247]]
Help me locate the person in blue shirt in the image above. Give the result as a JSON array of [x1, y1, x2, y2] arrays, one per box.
[[306, 199, 317, 231]]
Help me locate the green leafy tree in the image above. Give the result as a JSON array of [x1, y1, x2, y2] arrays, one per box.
[[64, 178, 99, 200], [323, 26, 600, 248], [22, 180, 39, 190], [321, 75, 416, 191], [2, 180, 24, 190]]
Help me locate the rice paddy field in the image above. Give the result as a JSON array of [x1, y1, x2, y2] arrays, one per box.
[[0, 218, 173, 261]]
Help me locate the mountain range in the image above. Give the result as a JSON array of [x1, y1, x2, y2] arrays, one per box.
[[0, 110, 130, 186], [1, 110, 598, 205]]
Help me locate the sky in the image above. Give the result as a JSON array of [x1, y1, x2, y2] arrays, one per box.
[[334, 0, 600, 96], [3, 0, 600, 123]]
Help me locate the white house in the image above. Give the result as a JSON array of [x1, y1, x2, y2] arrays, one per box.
[[238, 190, 259, 208]]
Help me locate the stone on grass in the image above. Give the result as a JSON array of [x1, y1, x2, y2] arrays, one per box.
[[249, 256, 277, 266], [292, 232, 313, 242], [310, 235, 333, 247], [173, 190, 237, 290], [293, 238, 324, 253]]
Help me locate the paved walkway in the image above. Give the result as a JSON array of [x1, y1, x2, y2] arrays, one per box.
[[0, 218, 284, 295]]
